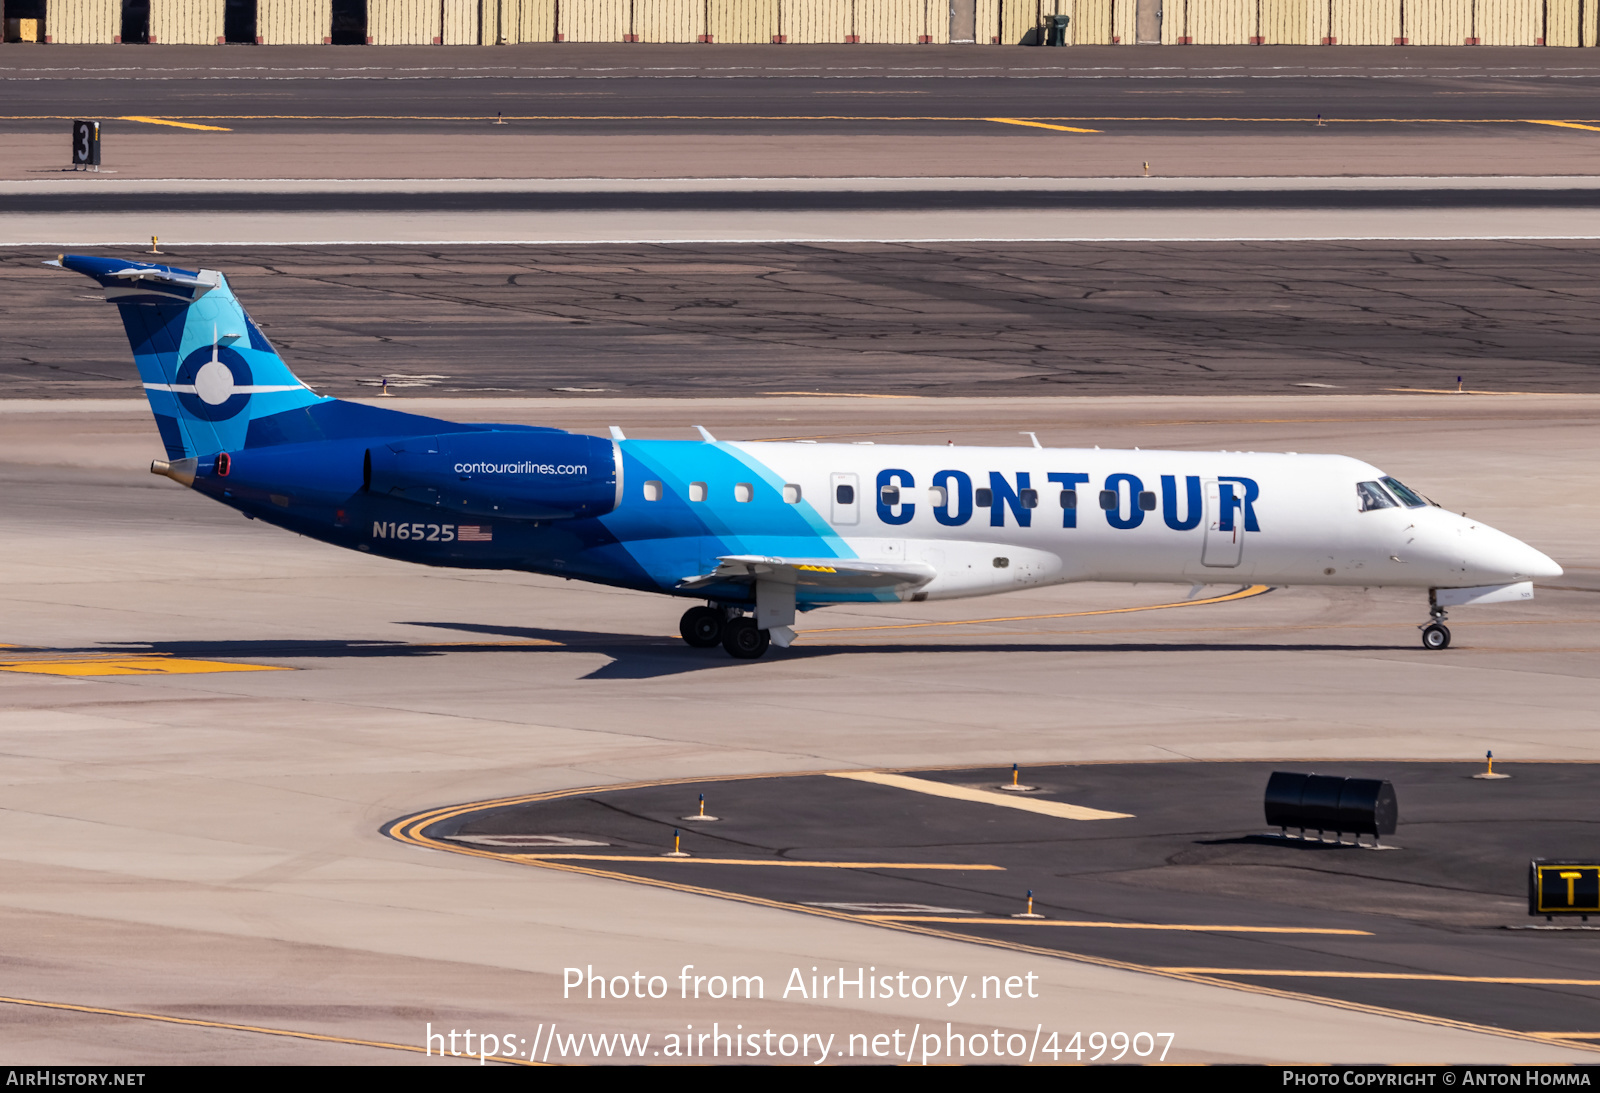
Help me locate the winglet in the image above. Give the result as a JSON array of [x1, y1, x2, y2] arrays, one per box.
[[1021, 431, 1042, 449], [694, 425, 717, 443], [608, 425, 626, 441]]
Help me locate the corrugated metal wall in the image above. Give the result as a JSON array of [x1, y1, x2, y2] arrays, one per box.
[[29, 0, 1600, 47], [634, 0, 701, 41], [1259, 0, 1310, 41], [441, 0, 477, 42], [503, 0, 558, 41], [782, 0, 850, 41], [44, 0, 119, 43], [1330, 0, 1400, 43], [559, 0, 628, 39], [710, 0, 778, 41], [258, 0, 331, 42], [368, 0, 435, 42], [1405, 0, 1472, 41], [149, 0, 225, 42]]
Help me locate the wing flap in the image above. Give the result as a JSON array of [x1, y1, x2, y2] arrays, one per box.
[[678, 555, 936, 591]]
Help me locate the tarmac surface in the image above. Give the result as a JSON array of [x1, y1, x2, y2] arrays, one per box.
[[0, 394, 1596, 1063], [9, 45, 1600, 136], [404, 759, 1600, 1036], [3, 45, 1600, 1066], [9, 241, 1600, 398]]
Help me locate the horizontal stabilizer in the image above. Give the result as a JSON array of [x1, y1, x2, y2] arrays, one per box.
[[679, 555, 937, 592]]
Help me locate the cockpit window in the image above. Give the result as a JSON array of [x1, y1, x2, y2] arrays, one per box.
[[1356, 481, 1397, 512], [1380, 476, 1429, 508]]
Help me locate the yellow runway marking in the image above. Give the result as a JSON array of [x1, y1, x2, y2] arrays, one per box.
[[1527, 120, 1600, 133], [0, 655, 289, 677], [382, 771, 1600, 1054], [801, 584, 1270, 635], [4, 114, 1585, 125], [0, 994, 539, 1064], [1163, 970, 1600, 985], [764, 391, 923, 399], [866, 917, 1370, 935], [117, 115, 233, 131], [986, 117, 1102, 134], [517, 854, 1000, 870], [828, 770, 1132, 821], [1532, 1033, 1600, 1040]]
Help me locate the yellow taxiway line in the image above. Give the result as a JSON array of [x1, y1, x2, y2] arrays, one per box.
[[0, 994, 539, 1064], [7, 114, 1598, 126], [118, 115, 234, 131], [1526, 120, 1600, 133], [867, 918, 1371, 935], [382, 770, 1600, 1055], [801, 583, 1270, 635], [828, 770, 1133, 821], [516, 854, 1000, 869], [0, 654, 290, 676], [986, 117, 1101, 133]]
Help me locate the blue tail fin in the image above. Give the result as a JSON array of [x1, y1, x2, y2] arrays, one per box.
[[54, 255, 323, 459]]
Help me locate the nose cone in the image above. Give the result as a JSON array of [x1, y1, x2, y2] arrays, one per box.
[[1465, 523, 1563, 582]]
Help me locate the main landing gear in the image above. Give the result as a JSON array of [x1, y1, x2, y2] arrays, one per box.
[[1420, 599, 1451, 650], [678, 605, 772, 660]]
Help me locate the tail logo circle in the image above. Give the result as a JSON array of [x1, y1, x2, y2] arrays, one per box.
[[176, 346, 253, 421]]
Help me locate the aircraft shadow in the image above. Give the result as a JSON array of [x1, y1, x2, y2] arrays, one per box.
[[400, 621, 1403, 681], [76, 626, 1402, 683]]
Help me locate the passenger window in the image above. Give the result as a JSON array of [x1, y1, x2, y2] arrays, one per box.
[[1138, 490, 1156, 511], [835, 483, 854, 505], [1059, 489, 1077, 509], [1098, 489, 1117, 510], [1356, 481, 1396, 512], [880, 485, 900, 505], [734, 483, 753, 503], [1380, 476, 1429, 508], [783, 483, 802, 504], [928, 485, 947, 507], [1019, 488, 1038, 509], [689, 482, 708, 503], [975, 488, 993, 507], [642, 480, 663, 502]]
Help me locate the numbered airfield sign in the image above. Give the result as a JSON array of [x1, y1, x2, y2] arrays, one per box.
[[71, 120, 101, 169], [1529, 860, 1600, 919]]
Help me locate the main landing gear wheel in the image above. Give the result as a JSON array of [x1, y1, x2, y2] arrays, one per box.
[[721, 617, 771, 660], [1421, 623, 1451, 650], [679, 606, 724, 648]]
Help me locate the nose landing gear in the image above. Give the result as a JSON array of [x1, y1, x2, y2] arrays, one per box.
[[1420, 596, 1451, 650]]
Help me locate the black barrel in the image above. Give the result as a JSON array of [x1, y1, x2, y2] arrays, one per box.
[[1336, 778, 1398, 836], [1263, 771, 1309, 829], [1264, 772, 1398, 838]]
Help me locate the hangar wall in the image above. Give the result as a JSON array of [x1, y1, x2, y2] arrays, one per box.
[[13, 0, 1600, 46]]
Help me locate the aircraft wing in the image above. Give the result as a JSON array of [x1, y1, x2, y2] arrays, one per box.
[[678, 555, 937, 592]]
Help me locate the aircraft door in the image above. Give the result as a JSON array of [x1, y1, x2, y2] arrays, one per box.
[[830, 472, 860, 526], [1201, 478, 1244, 568]]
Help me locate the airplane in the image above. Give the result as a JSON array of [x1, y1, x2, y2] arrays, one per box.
[[50, 254, 1562, 659]]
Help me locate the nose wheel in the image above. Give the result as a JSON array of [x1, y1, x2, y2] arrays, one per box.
[[1420, 598, 1451, 650]]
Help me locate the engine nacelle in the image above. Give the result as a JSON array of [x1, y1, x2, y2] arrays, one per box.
[[367, 431, 618, 521]]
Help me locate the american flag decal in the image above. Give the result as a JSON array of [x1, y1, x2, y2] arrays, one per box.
[[458, 525, 493, 542]]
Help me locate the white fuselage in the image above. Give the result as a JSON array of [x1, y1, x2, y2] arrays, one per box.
[[719, 442, 1560, 601]]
